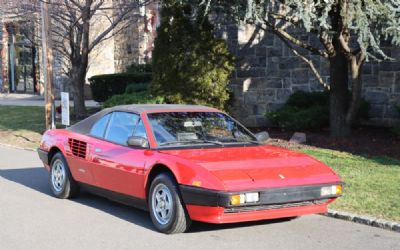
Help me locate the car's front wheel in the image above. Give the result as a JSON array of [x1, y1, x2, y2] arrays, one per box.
[[148, 173, 191, 234], [50, 152, 79, 199]]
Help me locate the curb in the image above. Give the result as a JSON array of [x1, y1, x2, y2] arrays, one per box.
[[325, 209, 400, 233]]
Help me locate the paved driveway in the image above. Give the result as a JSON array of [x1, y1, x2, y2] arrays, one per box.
[[0, 145, 399, 250]]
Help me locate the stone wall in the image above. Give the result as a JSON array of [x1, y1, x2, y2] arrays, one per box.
[[220, 24, 400, 127]]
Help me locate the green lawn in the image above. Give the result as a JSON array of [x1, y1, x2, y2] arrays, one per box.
[[0, 105, 99, 149], [302, 148, 400, 222], [0, 106, 45, 149], [0, 106, 399, 222], [0, 106, 45, 133]]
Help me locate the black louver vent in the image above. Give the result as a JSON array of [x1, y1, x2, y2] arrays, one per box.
[[68, 138, 87, 159]]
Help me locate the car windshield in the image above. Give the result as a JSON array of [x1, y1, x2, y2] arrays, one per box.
[[147, 112, 258, 147]]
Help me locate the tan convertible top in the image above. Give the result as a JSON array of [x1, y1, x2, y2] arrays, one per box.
[[67, 104, 219, 135]]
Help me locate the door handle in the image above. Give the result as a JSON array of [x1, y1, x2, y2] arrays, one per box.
[[92, 148, 104, 163]]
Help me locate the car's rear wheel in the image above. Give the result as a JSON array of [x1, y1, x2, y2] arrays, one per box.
[[148, 173, 191, 234], [50, 152, 79, 199]]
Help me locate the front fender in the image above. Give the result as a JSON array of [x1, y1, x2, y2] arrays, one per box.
[[144, 152, 225, 192]]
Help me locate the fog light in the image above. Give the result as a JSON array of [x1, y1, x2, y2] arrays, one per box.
[[245, 192, 259, 203], [230, 192, 259, 205]]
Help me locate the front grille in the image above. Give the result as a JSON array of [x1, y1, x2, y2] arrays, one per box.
[[224, 199, 328, 213], [68, 138, 87, 159]]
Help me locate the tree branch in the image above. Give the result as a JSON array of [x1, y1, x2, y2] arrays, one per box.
[[279, 35, 330, 91], [261, 20, 329, 58]]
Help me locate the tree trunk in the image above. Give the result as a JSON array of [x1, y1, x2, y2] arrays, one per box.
[[70, 64, 87, 119], [346, 56, 364, 125], [71, 4, 90, 120], [329, 50, 350, 139]]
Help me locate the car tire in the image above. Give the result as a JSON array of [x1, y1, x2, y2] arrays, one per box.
[[148, 173, 192, 234], [49, 152, 79, 199]]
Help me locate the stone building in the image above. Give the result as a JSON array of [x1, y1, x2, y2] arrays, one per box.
[[85, 1, 158, 77], [57, 0, 159, 97], [113, 1, 159, 72]]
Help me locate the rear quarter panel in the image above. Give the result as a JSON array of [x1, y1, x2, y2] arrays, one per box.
[[40, 129, 95, 185]]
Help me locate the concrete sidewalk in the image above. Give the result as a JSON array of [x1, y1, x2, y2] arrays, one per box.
[[0, 93, 99, 107]]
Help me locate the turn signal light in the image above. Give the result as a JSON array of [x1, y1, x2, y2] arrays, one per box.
[[192, 180, 202, 187], [336, 184, 343, 195], [230, 194, 245, 205]]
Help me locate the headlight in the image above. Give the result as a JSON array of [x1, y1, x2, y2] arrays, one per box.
[[321, 184, 342, 197], [230, 192, 259, 205]]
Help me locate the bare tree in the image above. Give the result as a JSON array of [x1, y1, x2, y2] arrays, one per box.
[[3, 0, 151, 117], [50, 0, 152, 117]]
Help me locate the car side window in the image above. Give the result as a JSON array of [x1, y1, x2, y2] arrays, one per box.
[[104, 112, 140, 145], [132, 119, 147, 138], [90, 113, 111, 138]]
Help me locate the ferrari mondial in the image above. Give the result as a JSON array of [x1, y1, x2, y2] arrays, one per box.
[[38, 104, 342, 234]]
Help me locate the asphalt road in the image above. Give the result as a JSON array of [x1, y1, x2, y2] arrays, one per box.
[[1, 145, 399, 250]]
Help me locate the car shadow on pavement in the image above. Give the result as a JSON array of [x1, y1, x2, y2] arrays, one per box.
[[0, 167, 53, 195], [0, 167, 155, 232], [1, 166, 294, 234]]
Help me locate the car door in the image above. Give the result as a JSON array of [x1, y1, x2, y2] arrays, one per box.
[[89, 112, 148, 199]]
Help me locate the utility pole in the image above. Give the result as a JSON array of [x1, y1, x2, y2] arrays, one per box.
[[40, 0, 55, 130], [9, 27, 15, 92]]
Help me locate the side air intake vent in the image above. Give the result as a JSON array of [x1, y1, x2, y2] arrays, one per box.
[[68, 138, 87, 159]]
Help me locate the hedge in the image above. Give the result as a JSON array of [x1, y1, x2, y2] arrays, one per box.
[[266, 91, 370, 131], [125, 83, 148, 94], [126, 63, 152, 73], [89, 73, 152, 102]]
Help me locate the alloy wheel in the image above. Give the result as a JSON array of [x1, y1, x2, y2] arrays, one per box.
[[51, 159, 66, 192], [152, 183, 174, 225]]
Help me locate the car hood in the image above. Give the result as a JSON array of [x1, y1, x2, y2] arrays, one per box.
[[159, 145, 340, 191]]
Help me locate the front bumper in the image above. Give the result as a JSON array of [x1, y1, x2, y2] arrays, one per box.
[[37, 148, 49, 165], [180, 183, 341, 223]]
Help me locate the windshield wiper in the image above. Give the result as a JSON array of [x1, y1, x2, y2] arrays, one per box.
[[159, 139, 224, 146], [197, 139, 224, 146], [244, 140, 262, 145], [228, 139, 262, 145]]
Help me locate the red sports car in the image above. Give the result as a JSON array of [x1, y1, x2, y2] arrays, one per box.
[[38, 104, 342, 234]]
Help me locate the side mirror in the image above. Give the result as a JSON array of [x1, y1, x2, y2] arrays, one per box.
[[254, 131, 269, 143], [127, 136, 149, 148]]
